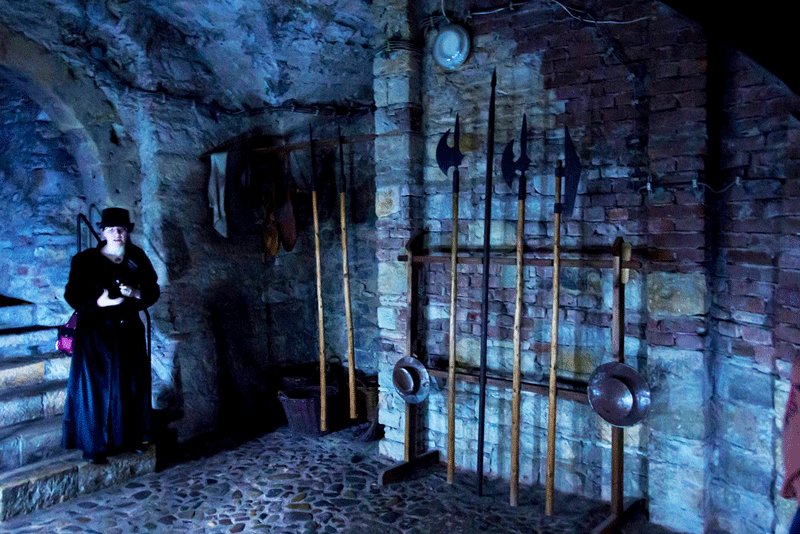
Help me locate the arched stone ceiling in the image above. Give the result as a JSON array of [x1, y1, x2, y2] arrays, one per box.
[[0, 24, 144, 206], [0, 0, 376, 111]]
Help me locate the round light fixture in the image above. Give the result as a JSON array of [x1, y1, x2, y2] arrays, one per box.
[[433, 23, 470, 71]]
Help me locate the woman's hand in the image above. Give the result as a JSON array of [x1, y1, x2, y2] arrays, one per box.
[[97, 288, 124, 307], [118, 284, 141, 300]]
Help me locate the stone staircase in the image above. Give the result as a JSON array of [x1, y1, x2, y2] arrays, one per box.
[[0, 296, 156, 521]]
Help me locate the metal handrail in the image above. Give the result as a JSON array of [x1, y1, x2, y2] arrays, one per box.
[[77, 213, 101, 253]]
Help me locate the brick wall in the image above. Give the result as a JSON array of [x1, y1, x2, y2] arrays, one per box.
[[375, 1, 799, 532]]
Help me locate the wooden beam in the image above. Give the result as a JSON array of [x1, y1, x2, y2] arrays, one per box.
[[397, 253, 642, 270], [427, 368, 588, 404]]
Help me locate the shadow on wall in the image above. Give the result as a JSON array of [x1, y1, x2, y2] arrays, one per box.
[[161, 215, 192, 281], [207, 283, 276, 432]]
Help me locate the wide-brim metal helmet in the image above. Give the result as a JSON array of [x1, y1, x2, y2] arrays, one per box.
[[392, 356, 431, 405], [587, 362, 651, 427]]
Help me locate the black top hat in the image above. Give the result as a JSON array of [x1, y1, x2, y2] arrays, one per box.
[[97, 208, 134, 232], [392, 356, 431, 405], [587, 362, 651, 427]]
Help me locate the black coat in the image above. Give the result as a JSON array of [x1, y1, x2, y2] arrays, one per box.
[[62, 242, 160, 455]]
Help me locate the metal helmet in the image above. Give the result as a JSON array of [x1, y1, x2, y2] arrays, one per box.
[[392, 356, 431, 405], [587, 362, 651, 427]]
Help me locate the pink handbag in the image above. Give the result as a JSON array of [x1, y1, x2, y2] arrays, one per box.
[[56, 312, 78, 354]]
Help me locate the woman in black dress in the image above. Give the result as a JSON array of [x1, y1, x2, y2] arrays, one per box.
[[63, 208, 160, 463]]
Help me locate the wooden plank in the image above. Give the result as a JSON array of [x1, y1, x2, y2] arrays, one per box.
[[591, 498, 648, 534], [378, 450, 440, 487], [427, 368, 588, 404], [397, 254, 642, 270]]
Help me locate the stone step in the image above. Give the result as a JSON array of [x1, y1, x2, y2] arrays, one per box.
[[0, 354, 71, 390], [0, 416, 64, 473], [0, 380, 67, 428], [0, 445, 156, 521], [0, 302, 35, 330], [0, 327, 57, 358]]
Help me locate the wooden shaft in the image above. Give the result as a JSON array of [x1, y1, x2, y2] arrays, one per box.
[[447, 190, 459, 484], [312, 190, 327, 432], [611, 244, 626, 515], [427, 367, 588, 404], [611, 427, 624, 515], [339, 192, 357, 419], [404, 403, 412, 462], [545, 171, 563, 516], [510, 199, 525, 507], [477, 69, 497, 497], [401, 254, 642, 270], [404, 252, 418, 461]]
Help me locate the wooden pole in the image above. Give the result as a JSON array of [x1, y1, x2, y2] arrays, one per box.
[[545, 160, 564, 516], [447, 168, 460, 484], [592, 239, 646, 534], [338, 131, 357, 420], [405, 248, 418, 462], [611, 238, 629, 515], [340, 191, 357, 419], [310, 128, 327, 433], [312, 189, 327, 432], [510, 197, 525, 506]]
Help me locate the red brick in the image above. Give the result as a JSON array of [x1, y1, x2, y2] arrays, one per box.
[[725, 250, 775, 266], [741, 325, 773, 345], [651, 233, 705, 249], [776, 290, 800, 307], [778, 270, 800, 286], [730, 339, 756, 357], [675, 334, 704, 350], [648, 317, 706, 334], [775, 324, 800, 345], [648, 219, 675, 233]]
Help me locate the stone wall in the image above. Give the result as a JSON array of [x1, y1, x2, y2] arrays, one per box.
[[0, 2, 378, 441], [708, 52, 800, 533], [0, 75, 86, 323], [373, 1, 800, 533], [2, 1, 799, 530], [110, 95, 379, 439]]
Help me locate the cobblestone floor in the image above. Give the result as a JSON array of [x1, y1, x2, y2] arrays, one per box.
[[0, 424, 673, 533]]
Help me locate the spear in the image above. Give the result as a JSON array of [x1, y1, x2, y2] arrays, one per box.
[[477, 69, 497, 496]]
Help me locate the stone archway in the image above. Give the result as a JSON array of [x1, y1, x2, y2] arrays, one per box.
[[0, 24, 141, 322], [0, 23, 141, 210]]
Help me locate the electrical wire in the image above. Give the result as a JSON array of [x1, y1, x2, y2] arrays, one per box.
[[692, 176, 742, 194], [372, 38, 423, 57], [467, 0, 650, 24], [549, 0, 651, 25], [637, 175, 744, 196], [471, 2, 528, 16]]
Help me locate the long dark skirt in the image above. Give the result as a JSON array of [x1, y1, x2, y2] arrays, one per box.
[[62, 312, 151, 455]]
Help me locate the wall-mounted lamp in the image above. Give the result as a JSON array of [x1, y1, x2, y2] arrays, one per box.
[[432, 23, 471, 70]]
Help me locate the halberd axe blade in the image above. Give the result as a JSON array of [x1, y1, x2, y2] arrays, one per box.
[[501, 114, 532, 192], [436, 114, 464, 181]]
